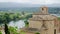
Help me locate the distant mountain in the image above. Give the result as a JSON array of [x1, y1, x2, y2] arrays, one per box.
[[0, 2, 60, 8]]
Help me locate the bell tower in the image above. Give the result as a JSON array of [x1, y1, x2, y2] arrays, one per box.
[[41, 7, 48, 14]]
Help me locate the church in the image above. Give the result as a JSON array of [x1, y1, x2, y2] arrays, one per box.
[[22, 6, 59, 34]]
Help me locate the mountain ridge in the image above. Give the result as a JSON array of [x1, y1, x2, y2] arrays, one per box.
[[0, 2, 60, 8]]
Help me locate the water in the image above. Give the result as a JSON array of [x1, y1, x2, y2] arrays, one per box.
[[8, 20, 25, 29]]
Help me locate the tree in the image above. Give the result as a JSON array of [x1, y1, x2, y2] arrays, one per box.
[[4, 23, 10, 34]]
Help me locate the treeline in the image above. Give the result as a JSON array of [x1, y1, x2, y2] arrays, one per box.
[[0, 12, 32, 24]]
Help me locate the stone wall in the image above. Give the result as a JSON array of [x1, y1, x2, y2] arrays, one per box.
[[29, 20, 43, 30]]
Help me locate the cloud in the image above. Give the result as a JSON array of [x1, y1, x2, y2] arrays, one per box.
[[29, 0, 45, 4], [0, 0, 60, 4], [0, 0, 31, 2], [45, 0, 60, 4]]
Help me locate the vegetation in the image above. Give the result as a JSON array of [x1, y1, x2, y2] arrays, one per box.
[[4, 23, 10, 34], [0, 12, 32, 24], [24, 20, 29, 27], [9, 26, 27, 34], [35, 32, 40, 34], [58, 17, 60, 20], [20, 30, 26, 34], [9, 27, 19, 34], [0, 31, 2, 34]]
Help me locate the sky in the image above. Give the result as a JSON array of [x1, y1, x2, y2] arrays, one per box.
[[0, 0, 60, 4]]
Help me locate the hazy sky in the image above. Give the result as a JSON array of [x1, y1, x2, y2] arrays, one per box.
[[0, 0, 60, 4]]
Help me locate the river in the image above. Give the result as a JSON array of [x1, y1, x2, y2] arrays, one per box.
[[8, 20, 25, 29]]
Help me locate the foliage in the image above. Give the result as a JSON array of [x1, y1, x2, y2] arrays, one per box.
[[58, 17, 60, 20], [0, 12, 32, 24], [24, 20, 29, 27], [0, 31, 2, 34], [9, 26, 19, 34], [4, 23, 10, 34], [20, 30, 26, 34], [9, 26, 26, 34], [25, 14, 32, 20], [35, 32, 40, 34], [0, 12, 21, 24]]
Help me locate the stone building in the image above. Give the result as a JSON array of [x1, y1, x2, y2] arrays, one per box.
[[23, 6, 59, 34]]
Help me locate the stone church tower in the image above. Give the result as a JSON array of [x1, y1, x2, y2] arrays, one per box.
[[22, 6, 59, 34]]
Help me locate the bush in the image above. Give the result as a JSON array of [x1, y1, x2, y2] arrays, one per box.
[[35, 32, 40, 34], [9, 27, 19, 34]]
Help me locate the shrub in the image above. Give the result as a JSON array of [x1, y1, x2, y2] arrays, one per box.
[[35, 32, 40, 34], [9, 27, 19, 34]]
